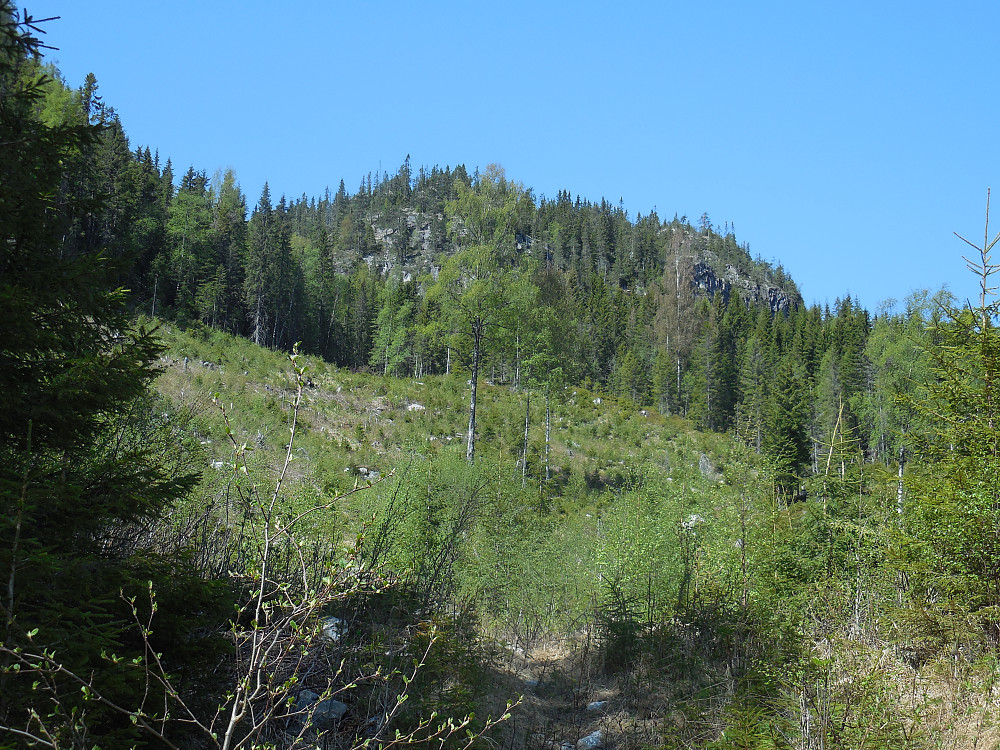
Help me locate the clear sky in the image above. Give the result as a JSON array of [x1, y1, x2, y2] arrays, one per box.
[[25, 0, 1000, 312]]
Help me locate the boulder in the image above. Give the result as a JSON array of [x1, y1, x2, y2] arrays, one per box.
[[320, 615, 347, 643], [312, 698, 348, 730], [682, 514, 705, 531], [295, 689, 348, 731]]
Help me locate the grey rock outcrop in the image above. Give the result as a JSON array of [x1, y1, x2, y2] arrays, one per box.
[[691, 258, 800, 314], [576, 730, 605, 749], [320, 615, 347, 643]]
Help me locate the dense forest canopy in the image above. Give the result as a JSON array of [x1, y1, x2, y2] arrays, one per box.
[[93, 128, 905, 485], [8, 55, 894, 483], [7, 4, 1000, 749]]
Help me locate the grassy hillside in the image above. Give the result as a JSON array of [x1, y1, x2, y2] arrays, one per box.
[[147, 322, 769, 736], [152, 318, 744, 519], [130, 321, 993, 749]]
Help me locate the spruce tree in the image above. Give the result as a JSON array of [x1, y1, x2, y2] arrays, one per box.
[[244, 183, 275, 346], [0, 7, 222, 743], [898, 195, 1000, 651], [762, 355, 811, 493]]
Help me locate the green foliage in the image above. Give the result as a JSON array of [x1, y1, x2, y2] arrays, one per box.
[[596, 470, 682, 621], [894, 202, 1000, 657], [25, 56, 835, 446], [0, 7, 228, 744], [13, 8, 1000, 745], [762, 355, 810, 491], [371, 273, 417, 376], [445, 163, 533, 263], [854, 293, 937, 465]]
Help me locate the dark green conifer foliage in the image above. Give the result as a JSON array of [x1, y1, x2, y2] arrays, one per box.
[[167, 166, 214, 317], [0, 7, 222, 743], [128, 146, 169, 303], [762, 355, 811, 492], [612, 344, 649, 405], [245, 182, 276, 346], [898, 197, 1000, 650], [737, 331, 770, 451], [210, 168, 248, 332]]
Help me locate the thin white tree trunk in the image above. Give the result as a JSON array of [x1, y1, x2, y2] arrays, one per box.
[[466, 320, 482, 464], [545, 385, 551, 481], [521, 393, 530, 488]]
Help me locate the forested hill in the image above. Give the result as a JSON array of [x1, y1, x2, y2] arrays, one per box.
[[33, 69, 815, 410], [33, 62, 943, 485], [136, 155, 803, 368], [84, 112, 805, 345], [281, 161, 802, 316], [18, 8, 1000, 747]]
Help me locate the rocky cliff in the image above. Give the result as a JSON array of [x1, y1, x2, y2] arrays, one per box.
[[355, 206, 802, 315], [691, 255, 801, 314]]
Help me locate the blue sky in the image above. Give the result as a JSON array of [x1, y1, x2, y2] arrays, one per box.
[[27, 0, 1000, 312]]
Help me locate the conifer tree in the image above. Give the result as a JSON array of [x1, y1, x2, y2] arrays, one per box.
[[0, 7, 218, 742], [899, 195, 1000, 648], [245, 183, 276, 346], [651, 347, 676, 415], [166, 166, 213, 316], [762, 355, 811, 493], [210, 168, 248, 332], [737, 333, 770, 451], [613, 344, 649, 405]]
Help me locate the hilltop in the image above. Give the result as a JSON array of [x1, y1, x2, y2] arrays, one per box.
[[300, 164, 801, 315], [8, 13, 1000, 747]]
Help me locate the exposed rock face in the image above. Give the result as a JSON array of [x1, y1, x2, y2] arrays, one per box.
[[691, 258, 800, 314], [576, 729, 605, 749], [697, 452, 717, 479], [357, 206, 801, 314], [691, 260, 729, 300]]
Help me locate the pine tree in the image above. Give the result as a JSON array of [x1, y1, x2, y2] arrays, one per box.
[[613, 344, 649, 405], [210, 168, 248, 332], [737, 332, 771, 451], [166, 166, 214, 317], [269, 195, 295, 349]]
